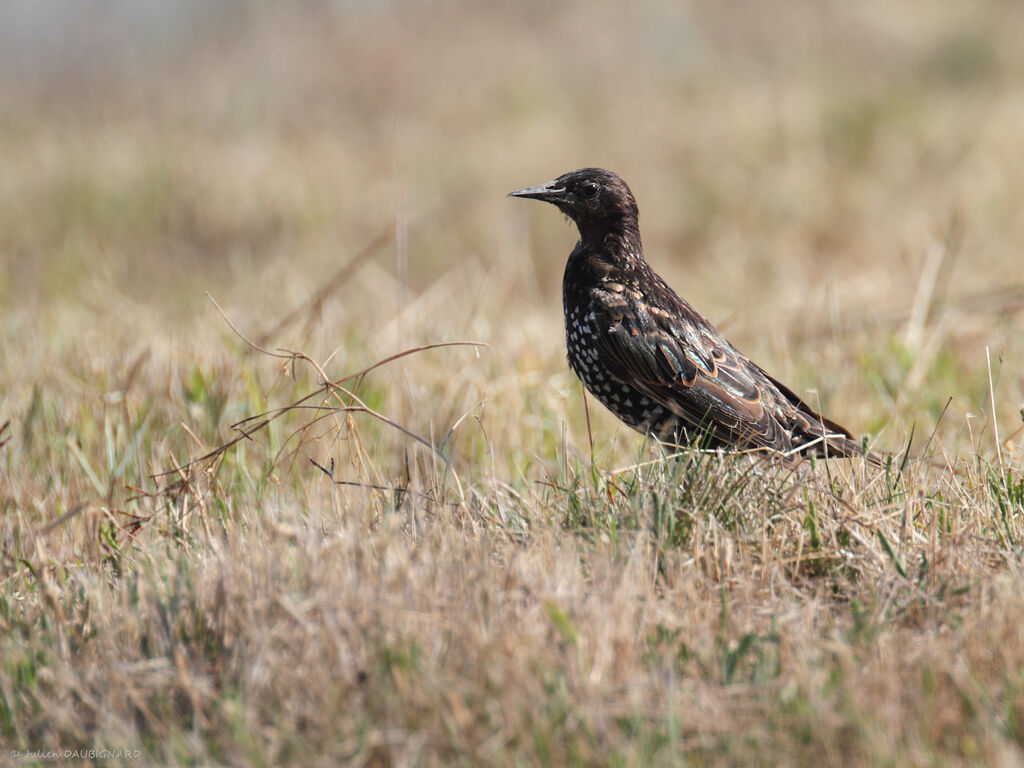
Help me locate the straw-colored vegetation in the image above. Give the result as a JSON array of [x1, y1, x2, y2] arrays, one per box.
[[3, 2, 1024, 765]]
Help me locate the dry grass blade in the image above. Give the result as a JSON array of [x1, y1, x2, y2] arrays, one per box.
[[256, 225, 395, 347]]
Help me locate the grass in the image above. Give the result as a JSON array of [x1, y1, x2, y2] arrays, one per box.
[[3, 2, 1024, 765]]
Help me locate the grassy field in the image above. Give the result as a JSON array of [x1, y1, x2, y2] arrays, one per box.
[[3, 2, 1024, 765]]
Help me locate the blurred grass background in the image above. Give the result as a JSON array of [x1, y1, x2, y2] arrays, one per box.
[[3, 1, 1024, 765], [3, 0, 1022, 445]]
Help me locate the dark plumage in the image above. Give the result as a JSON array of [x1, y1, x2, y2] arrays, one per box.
[[510, 167, 880, 464]]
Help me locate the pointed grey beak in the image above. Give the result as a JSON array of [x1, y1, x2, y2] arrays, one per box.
[[508, 180, 568, 202]]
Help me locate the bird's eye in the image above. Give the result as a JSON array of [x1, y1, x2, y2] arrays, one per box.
[[579, 180, 600, 199]]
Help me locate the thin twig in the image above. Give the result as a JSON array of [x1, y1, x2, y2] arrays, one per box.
[[310, 457, 434, 500], [153, 339, 486, 479]]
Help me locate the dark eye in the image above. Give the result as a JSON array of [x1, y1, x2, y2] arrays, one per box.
[[579, 180, 599, 199]]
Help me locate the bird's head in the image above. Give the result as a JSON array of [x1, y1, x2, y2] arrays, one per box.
[[509, 168, 639, 244]]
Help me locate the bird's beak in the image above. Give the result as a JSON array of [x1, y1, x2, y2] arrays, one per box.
[[508, 180, 568, 203]]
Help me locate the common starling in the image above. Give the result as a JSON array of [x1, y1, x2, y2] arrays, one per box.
[[510, 167, 880, 464]]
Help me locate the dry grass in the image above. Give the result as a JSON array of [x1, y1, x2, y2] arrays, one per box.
[[2, 2, 1024, 765]]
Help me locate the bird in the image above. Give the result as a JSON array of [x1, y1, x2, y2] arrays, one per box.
[[509, 167, 881, 465]]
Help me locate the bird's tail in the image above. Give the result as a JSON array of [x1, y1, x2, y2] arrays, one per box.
[[766, 373, 886, 467]]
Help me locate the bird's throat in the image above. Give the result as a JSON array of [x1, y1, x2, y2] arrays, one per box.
[[576, 223, 642, 271]]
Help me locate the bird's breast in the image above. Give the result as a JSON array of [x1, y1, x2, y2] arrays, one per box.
[[563, 301, 603, 386], [562, 293, 668, 434]]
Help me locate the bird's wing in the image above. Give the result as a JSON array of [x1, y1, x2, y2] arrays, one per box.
[[757, 364, 883, 463], [757, 364, 854, 441], [593, 307, 794, 451]]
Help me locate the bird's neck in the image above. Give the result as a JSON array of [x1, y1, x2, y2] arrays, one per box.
[[577, 218, 644, 270]]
